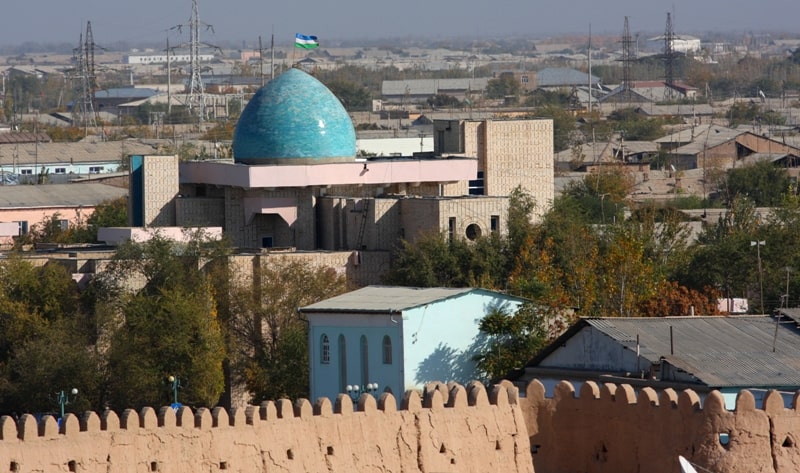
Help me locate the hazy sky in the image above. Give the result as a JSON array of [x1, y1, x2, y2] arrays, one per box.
[[3, 0, 799, 48]]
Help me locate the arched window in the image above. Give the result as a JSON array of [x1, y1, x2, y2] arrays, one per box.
[[320, 334, 330, 364], [382, 335, 393, 364], [360, 335, 369, 388], [338, 334, 347, 393]]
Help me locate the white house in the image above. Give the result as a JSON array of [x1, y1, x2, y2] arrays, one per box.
[[300, 285, 526, 404]]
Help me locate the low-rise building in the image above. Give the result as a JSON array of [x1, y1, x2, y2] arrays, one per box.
[[300, 285, 527, 404]]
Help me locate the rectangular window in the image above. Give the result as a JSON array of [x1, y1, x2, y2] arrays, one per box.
[[382, 335, 393, 364], [54, 168, 66, 174], [468, 171, 485, 196], [20, 169, 33, 175], [491, 215, 500, 233], [58, 219, 69, 231], [88, 166, 104, 174], [261, 236, 274, 248], [16, 221, 28, 235], [448, 217, 456, 242]]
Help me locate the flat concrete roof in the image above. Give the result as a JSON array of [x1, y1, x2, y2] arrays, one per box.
[[179, 157, 478, 189]]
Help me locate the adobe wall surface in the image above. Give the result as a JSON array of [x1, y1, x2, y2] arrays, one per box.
[[0, 382, 533, 473], [518, 379, 800, 473]]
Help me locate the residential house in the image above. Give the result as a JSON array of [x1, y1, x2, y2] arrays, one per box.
[[0, 139, 156, 181], [381, 78, 491, 105], [0, 182, 128, 246], [300, 286, 526, 405], [657, 125, 800, 170], [511, 316, 800, 408]]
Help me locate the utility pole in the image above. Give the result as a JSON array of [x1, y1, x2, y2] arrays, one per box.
[[663, 12, 676, 100], [166, 36, 172, 117]]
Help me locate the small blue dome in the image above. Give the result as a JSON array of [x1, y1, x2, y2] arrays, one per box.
[[233, 68, 356, 165]]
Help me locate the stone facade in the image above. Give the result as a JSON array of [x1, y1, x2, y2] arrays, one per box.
[[518, 379, 800, 473], [315, 195, 508, 251], [135, 155, 178, 227], [434, 118, 554, 220], [0, 382, 532, 473], [5, 376, 800, 472]]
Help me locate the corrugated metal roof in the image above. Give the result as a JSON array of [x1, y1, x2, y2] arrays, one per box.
[[0, 132, 51, 144], [537, 68, 599, 87], [382, 78, 490, 96], [300, 285, 517, 313], [636, 104, 714, 116], [0, 182, 126, 208], [585, 316, 800, 388], [673, 131, 744, 155], [0, 141, 156, 167], [96, 88, 160, 99]]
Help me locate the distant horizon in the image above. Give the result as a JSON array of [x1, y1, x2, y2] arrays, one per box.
[[1, 0, 798, 52], [2, 28, 798, 56]]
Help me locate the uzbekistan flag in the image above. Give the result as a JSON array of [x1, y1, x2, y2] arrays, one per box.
[[295, 33, 319, 49]]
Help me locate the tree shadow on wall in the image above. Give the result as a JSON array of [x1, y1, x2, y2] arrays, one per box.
[[414, 333, 491, 387]]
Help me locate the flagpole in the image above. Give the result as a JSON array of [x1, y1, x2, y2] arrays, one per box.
[[292, 34, 296, 66], [271, 31, 275, 80]]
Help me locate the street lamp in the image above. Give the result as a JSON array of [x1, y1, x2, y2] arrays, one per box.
[[346, 383, 379, 401], [56, 388, 78, 421], [167, 375, 182, 408], [751, 240, 766, 314]]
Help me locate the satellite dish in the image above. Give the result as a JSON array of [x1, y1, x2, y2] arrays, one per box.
[[679, 456, 698, 473]]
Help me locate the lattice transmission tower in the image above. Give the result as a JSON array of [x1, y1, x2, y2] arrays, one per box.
[[173, 0, 218, 122], [619, 16, 635, 92], [71, 21, 99, 130]]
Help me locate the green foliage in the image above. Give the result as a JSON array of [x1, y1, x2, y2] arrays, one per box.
[[95, 233, 230, 409], [561, 169, 632, 224], [383, 231, 509, 290], [485, 74, 521, 100], [0, 257, 91, 415], [523, 89, 572, 108], [4, 316, 100, 416], [475, 303, 546, 381], [722, 161, 791, 207], [323, 79, 372, 110], [531, 105, 576, 152], [607, 108, 667, 141], [227, 260, 348, 402], [426, 94, 462, 109], [106, 284, 225, 409], [727, 102, 786, 128]]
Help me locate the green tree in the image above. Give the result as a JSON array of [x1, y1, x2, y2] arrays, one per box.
[[485, 74, 521, 100], [227, 260, 347, 402], [722, 160, 791, 207], [324, 79, 372, 110], [93, 233, 229, 410], [530, 105, 576, 152], [0, 257, 90, 415], [475, 303, 546, 381]]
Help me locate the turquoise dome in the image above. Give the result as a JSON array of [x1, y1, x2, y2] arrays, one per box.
[[233, 68, 357, 165]]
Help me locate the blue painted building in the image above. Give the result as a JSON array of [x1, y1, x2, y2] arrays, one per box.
[[300, 285, 526, 403]]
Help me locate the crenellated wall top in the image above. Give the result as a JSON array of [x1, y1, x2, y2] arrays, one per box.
[[0, 380, 519, 442]]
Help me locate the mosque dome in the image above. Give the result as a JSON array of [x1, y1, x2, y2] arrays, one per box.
[[232, 68, 357, 165]]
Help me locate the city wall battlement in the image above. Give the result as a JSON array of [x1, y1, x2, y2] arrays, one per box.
[[518, 379, 800, 473], [6, 378, 800, 473], [0, 381, 533, 473]]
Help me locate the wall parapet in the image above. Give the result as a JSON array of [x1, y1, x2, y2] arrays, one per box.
[[0, 381, 533, 473], [520, 379, 800, 473]]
